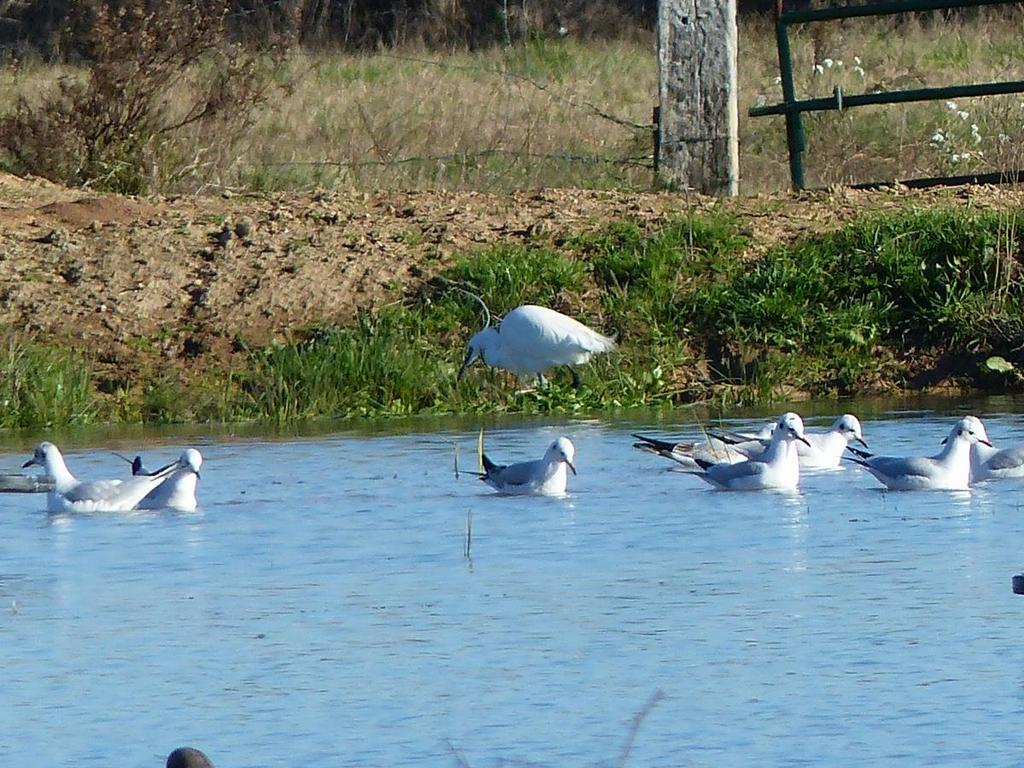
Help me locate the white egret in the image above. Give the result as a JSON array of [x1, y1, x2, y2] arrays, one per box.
[[458, 303, 614, 387], [845, 416, 991, 490], [480, 436, 576, 496], [23, 442, 177, 513]]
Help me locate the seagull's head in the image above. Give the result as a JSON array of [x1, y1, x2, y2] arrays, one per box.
[[546, 436, 576, 474], [833, 413, 868, 448], [179, 448, 203, 478], [776, 412, 811, 447], [458, 327, 499, 380], [947, 416, 992, 447], [23, 441, 60, 471]]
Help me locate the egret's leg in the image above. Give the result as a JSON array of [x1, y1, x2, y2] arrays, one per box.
[[568, 366, 582, 390]]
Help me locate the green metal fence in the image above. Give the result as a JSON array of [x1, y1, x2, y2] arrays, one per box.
[[749, 0, 1024, 190]]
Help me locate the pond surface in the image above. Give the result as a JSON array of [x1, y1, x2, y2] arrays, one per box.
[[2, 401, 1024, 767]]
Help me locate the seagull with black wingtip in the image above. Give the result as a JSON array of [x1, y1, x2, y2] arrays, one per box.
[[635, 412, 812, 491]]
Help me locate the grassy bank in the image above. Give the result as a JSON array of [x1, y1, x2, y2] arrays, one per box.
[[2, 12, 1024, 193], [8, 204, 1024, 427]]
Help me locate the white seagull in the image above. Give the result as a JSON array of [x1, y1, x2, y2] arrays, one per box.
[[845, 416, 991, 490], [23, 442, 177, 513], [136, 449, 203, 511], [711, 413, 869, 470], [635, 412, 811, 491], [459, 303, 615, 387], [956, 415, 1024, 482], [480, 436, 577, 496]]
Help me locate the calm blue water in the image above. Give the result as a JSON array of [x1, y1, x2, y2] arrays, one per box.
[[3, 403, 1024, 767]]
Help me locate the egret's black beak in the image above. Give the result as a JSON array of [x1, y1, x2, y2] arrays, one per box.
[[22, 457, 36, 469], [796, 433, 812, 447], [567, 460, 577, 475], [980, 438, 993, 448], [856, 436, 868, 448]]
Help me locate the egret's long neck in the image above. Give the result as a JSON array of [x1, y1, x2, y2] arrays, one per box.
[[478, 328, 505, 369], [45, 454, 77, 492]]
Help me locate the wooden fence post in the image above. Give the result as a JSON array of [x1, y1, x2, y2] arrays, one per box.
[[657, 0, 739, 195]]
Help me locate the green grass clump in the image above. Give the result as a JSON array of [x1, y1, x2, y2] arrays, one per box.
[[243, 310, 458, 420], [681, 207, 1023, 394], [0, 339, 95, 428], [438, 244, 589, 317], [573, 215, 749, 336]]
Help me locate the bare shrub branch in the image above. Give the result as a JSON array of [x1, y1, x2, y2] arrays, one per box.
[[0, 0, 294, 193]]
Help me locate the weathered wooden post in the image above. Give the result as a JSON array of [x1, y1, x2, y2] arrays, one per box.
[[657, 0, 739, 195]]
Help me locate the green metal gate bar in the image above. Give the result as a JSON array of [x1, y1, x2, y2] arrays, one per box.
[[751, 0, 1024, 190]]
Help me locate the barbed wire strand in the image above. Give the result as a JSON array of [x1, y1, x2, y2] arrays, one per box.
[[379, 51, 650, 132], [262, 148, 653, 170]]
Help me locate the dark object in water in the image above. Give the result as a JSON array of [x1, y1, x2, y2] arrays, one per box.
[[166, 747, 214, 768], [0, 473, 53, 493], [1013, 574, 1024, 595]]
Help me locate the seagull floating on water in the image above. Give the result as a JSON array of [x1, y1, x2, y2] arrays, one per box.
[[630, 427, 769, 470], [480, 436, 577, 496], [711, 413, 868, 470], [845, 416, 991, 490], [136, 449, 203, 511], [954, 415, 1024, 482], [23, 442, 176, 513], [635, 412, 811, 491], [459, 303, 614, 387]]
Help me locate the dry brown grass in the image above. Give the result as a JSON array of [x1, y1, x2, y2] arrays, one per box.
[[740, 8, 1024, 190], [1, 10, 1023, 194], [234, 38, 657, 192]]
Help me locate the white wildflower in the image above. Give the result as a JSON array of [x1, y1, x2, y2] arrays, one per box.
[[930, 131, 945, 144], [774, 76, 782, 85], [946, 101, 959, 111], [814, 64, 824, 75], [854, 66, 866, 78], [835, 60, 843, 67], [999, 133, 1010, 143], [958, 110, 969, 121], [951, 153, 961, 163], [823, 58, 834, 68], [854, 56, 862, 65]]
